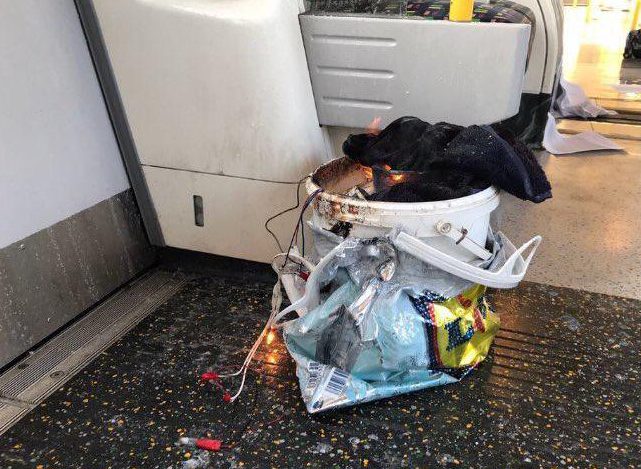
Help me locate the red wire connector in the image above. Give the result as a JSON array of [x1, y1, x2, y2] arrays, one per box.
[[200, 372, 233, 403], [195, 439, 222, 452], [200, 372, 219, 382], [178, 437, 223, 452]]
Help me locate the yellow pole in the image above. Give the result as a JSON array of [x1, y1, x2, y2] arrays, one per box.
[[631, 0, 641, 30], [572, 0, 578, 7], [450, 0, 474, 21], [585, 0, 592, 23]]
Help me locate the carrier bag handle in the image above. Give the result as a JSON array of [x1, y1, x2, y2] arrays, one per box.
[[272, 239, 356, 328], [392, 231, 542, 289]]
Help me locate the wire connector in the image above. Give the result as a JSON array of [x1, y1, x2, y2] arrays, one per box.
[[178, 437, 223, 452], [200, 372, 219, 382]]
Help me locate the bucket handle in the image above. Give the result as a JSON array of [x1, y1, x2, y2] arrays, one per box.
[[392, 231, 542, 289], [436, 220, 493, 261]]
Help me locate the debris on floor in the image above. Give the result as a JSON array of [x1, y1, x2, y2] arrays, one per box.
[[542, 112, 624, 155], [543, 77, 628, 155], [180, 451, 210, 469], [553, 77, 617, 119]]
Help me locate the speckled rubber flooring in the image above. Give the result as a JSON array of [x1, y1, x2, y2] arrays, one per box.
[[1, 271, 640, 468]]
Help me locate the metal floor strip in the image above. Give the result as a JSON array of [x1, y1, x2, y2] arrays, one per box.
[[0, 269, 186, 436]]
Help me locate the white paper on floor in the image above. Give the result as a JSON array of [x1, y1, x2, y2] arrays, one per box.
[[611, 83, 641, 95], [542, 113, 624, 155], [553, 78, 617, 119]]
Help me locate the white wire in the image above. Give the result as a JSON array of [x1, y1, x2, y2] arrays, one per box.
[[230, 366, 249, 402], [220, 192, 319, 400], [218, 306, 277, 379], [219, 276, 284, 399]]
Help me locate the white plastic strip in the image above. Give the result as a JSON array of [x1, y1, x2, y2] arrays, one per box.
[[392, 232, 542, 289]]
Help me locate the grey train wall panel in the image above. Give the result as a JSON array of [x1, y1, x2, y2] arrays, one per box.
[[0, 1, 155, 367], [0, 191, 154, 368]]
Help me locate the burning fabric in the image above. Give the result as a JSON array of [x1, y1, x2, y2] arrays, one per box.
[[343, 116, 552, 203]]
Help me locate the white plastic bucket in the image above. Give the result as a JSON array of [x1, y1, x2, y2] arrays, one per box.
[[306, 158, 500, 262], [275, 158, 539, 322]]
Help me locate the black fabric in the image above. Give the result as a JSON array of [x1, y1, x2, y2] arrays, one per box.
[[492, 123, 552, 202], [343, 116, 552, 203], [497, 92, 552, 149], [435, 125, 552, 203], [368, 169, 487, 202], [343, 117, 462, 172], [624, 29, 641, 60]]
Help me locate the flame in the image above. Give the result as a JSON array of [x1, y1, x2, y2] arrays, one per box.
[[266, 350, 282, 365], [366, 116, 382, 136], [383, 164, 392, 171], [361, 165, 373, 180], [390, 174, 405, 183], [266, 329, 275, 345]]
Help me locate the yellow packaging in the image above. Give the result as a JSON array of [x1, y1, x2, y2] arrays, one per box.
[[425, 285, 500, 369]]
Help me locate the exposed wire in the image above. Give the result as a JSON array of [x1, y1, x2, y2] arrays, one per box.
[[263, 176, 308, 252], [298, 187, 320, 258], [283, 188, 321, 268], [216, 187, 322, 402], [300, 215, 306, 258]]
